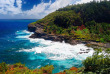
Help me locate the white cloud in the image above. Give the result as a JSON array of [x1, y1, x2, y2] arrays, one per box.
[[0, 0, 22, 15], [25, 1, 51, 18], [16, 0, 22, 9], [24, 0, 75, 19], [45, 0, 73, 14], [75, 0, 93, 4], [75, 0, 106, 4], [0, 0, 102, 19]]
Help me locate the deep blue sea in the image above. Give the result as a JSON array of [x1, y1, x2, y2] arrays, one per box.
[[0, 19, 94, 73]]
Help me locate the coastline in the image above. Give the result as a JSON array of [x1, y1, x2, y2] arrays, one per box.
[[27, 22, 110, 73], [28, 23, 110, 49]]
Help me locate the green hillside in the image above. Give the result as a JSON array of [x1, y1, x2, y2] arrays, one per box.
[[32, 1, 110, 43]]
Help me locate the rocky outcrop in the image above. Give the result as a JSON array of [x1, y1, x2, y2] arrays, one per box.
[[28, 23, 110, 47], [28, 23, 83, 45], [28, 24, 36, 32], [28, 23, 44, 32]]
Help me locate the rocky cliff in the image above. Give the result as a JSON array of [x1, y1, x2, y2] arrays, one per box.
[[28, 23, 110, 48], [28, 23, 84, 45]]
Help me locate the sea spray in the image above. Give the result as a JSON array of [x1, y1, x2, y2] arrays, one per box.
[[16, 30, 94, 60], [15, 30, 34, 39]]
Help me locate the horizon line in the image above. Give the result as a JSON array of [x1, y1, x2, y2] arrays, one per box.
[[0, 19, 40, 20]]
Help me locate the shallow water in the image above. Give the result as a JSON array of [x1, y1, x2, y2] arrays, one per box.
[[0, 19, 94, 73]]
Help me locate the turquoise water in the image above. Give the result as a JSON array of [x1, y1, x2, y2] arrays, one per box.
[[0, 19, 94, 73]]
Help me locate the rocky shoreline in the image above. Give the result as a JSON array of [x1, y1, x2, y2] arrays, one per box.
[[28, 23, 110, 48]]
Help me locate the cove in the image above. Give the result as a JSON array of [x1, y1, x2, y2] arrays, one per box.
[[0, 19, 94, 73]]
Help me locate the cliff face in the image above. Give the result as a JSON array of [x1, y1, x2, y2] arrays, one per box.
[[28, 23, 83, 45], [28, 24, 36, 32], [28, 23, 45, 37], [28, 23, 110, 48]]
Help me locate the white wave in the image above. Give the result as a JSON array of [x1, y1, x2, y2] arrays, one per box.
[[37, 65, 41, 68], [16, 30, 94, 60], [18, 38, 94, 60], [16, 35, 31, 38], [16, 30, 32, 34], [22, 30, 33, 34], [15, 30, 34, 39]]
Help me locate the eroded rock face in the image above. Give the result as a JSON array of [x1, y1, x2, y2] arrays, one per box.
[[28, 23, 44, 32], [28, 24, 36, 32], [28, 23, 110, 47], [28, 23, 90, 45]]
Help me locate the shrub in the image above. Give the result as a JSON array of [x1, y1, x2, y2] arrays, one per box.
[[83, 49, 110, 73], [0, 62, 8, 72], [40, 65, 54, 74], [100, 38, 105, 43], [13, 63, 25, 68], [0, 62, 54, 74]]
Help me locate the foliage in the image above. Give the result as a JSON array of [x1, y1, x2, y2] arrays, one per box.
[[53, 11, 82, 28], [31, 22, 36, 25], [33, 1, 110, 43], [13, 62, 25, 68], [105, 48, 110, 54], [85, 21, 110, 42], [82, 48, 110, 74], [0, 62, 7, 72], [40, 65, 54, 74], [58, 1, 110, 23], [0, 62, 54, 74]]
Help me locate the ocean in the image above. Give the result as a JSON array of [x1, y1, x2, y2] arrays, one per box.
[[0, 19, 94, 73]]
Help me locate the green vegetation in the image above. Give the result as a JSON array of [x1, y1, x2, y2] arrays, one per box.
[[0, 62, 7, 73], [0, 62, 54, 74], [83, 48, 110, 74], [32, 1, 110, 43]]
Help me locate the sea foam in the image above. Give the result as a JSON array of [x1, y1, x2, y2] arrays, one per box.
[[16, 30, 94, 60], [16, 30, 34, 38]]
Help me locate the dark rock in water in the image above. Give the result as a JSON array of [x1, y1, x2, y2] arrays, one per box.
[[86, 49, 90, 52], [86, 49, 90, 50], [80, 49, 85, 51], [84, 52, 88, 53], [79, 52, 83, 54]]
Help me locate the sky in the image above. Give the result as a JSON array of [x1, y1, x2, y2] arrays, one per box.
[[0, 0, 100, 19]]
